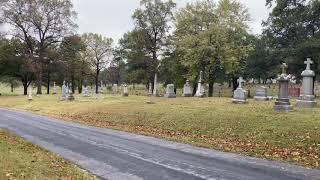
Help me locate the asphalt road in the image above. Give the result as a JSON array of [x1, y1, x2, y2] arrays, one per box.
[[0, 109, 319, 180]]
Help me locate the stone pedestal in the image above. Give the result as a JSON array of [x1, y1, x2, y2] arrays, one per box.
[[67, 93, 75, 101], [52, 82, 57, 95], [274, 64, 293, 112], [194, 71, 205, 98], [183, 80, 192, 97], [123, 85, 129, 97], [297, 58, 317, 108], [254, 86, 269, 101], [28, 87, 33, 101], [60, 81, 67, 101], [164, 84, 176, 98], [232, 88, 248, 104]]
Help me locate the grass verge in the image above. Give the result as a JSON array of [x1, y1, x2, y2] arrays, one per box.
[[0, 130, 96, 180], [0, 94, 319, 169]]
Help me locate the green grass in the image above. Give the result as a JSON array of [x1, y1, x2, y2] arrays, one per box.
[[0, 93, 319, 169], [0, 130, 96, 180]]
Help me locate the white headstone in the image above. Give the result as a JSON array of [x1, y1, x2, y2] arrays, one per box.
[[60, 81, 67, 101], [183, 80, 192, 97], [164, 84, 176, 98], [195, 71, 205, 97]]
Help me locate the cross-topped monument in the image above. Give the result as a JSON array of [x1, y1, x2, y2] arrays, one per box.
[[238, 77, 244, 88], [281, 63, 288, 74], [304, 58, 313, 70]]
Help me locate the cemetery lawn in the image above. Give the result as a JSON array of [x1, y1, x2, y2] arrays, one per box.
[[0, 130, 96, 180], [0, 95, 320, 169]]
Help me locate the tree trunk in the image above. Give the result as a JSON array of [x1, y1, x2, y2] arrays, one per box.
[[37, 71, 42, 94], [23, 82, 28, 95], [11, 84, 14, 93], [232, 76, 238, 91], [71, 75, 75, 94], [78, 79, 83, 94], [95, 71, 99, 94], [46, 71, 50, 94], [192, 76, 198, 95], [208, 81, 214, 97]]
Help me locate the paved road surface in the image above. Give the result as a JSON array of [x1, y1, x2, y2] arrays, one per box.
[[0, 109, 319, 180]]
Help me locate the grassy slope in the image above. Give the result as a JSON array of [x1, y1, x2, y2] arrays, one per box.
[[0, 130, 96, 180], [0, 94, 319, 169]]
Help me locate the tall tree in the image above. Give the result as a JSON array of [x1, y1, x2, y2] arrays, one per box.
[[132, 0, 176, 87], [1, 0, 76, 94], [82, 33, 113, 94], [175, 0, 253, 96], [60, 35, 86, 93], [263, 0, 320, 78], [0, 38, 34, 95]]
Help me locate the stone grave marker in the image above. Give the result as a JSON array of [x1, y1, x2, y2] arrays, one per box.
[[123, 84, 129, 97], [183, 80, 192, 97], [232, 77, 248, 104], [28, 86, 33, 101], [274, 63, 293, 112], [195, 71, 205, 98], [164, 84, 176, 98], [53, 82, 57, 94], [60, 81, 67, 101], [297, 58, 317, 108], [254, 86, 269, 101]]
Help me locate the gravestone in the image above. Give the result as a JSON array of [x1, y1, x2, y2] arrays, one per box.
[[297, 58, 317, 108], [83, 87, 90, 97], [195, 71, 205, 97], [232, 77, 248, 104], [164, 84, 176, 98], [123, 84, 129, 97], [183, 80, 192, 97], [153, 74, 158, 96], [28, 86, 33, 101], [148, 83, 153, 96], [274, 63, 293, 112], [254, 86, 269, 101], [67, 83, 75, 101], [53, 82, 57, 94], [60, 81, 67, 101]]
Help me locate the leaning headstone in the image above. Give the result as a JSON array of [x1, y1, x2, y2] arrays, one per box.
[[183, 80, 192, 97], [164, 84, 176, 98], [194, 71, 205, 97], [122, 84, 129, 97], [28, 86, 33, 101], [232, 77, 248, 104], [297, 58, 317, 108], [60, 81, 67, 101], [274, 63, 293, 112], [254, 86, 269, 101], [53, 82, 57, 94]]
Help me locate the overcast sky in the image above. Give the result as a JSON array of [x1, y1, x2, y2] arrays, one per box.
[[72, 0, 271, 43]]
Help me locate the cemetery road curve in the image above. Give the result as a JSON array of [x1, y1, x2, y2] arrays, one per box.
[[0, 109, 319, 180]]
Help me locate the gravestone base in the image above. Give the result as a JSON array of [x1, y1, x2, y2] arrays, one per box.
[[183, 93, 192, 97], [254, 96, 269, 101], [232, 99, 248, 104], [67, 94, 75, 101], [60, 97, 67, 101], [164, 93, 176, 98], [52, 92, 57, 95], [297, 95, 317, 108], [122, 93, 129, 97], [274, 98, 293, 112]]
